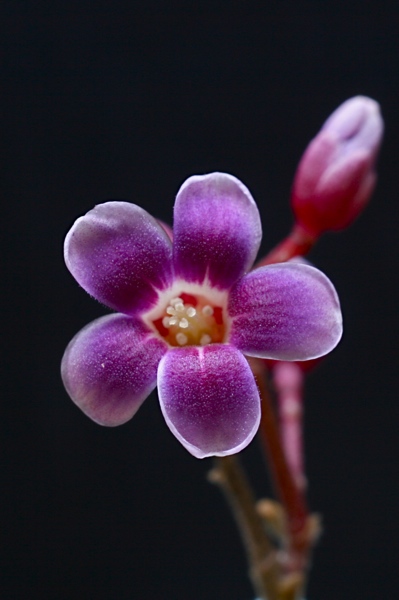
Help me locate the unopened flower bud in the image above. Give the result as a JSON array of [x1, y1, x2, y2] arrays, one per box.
[[291, 96, 383, 236]]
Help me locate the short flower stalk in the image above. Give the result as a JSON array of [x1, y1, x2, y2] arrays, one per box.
[[61, 95, 383, 600], [257, 224, 317, 267]]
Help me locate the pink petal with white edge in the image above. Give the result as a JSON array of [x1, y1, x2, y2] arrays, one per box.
[[228, 263, 342, 361], [61, 314, 168, 426], [158, 344, 261, 458], [173, 173, 262, 289], [65, 202, 173, 315]]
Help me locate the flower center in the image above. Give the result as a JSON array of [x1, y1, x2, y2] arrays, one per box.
[[152, 292, 226, 347]]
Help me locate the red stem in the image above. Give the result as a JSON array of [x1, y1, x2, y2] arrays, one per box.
[[250, 359, 311, 571], [256, 224, 317, 268]]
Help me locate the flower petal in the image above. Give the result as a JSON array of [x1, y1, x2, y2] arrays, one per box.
[[228, 263, 343, 360], [65, 202, 174, 315], [157, 344, 261, 458], [61, 314, 168, 426], [173, 173, 262, 289]]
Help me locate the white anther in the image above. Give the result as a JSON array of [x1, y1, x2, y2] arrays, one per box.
[[166, 306, 176, 315], [170, 297, 183, 306], [175, 302, 185, 313], [186, 307, 196, 317], [202, 305, 214, 316], [168, 316, 178, 326], [200, 334, 212, 346], [179, 318, 189, 329], [162, 316, 170, 328], [176, 332, 188, 346]]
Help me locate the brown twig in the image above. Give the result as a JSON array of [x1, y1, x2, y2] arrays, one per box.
[[209, 455, 282, 600]]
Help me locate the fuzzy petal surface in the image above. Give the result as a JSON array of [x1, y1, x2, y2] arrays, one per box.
[[173, 173, 262, 289], [158, 344, 261, 458], [228, 263, 342, 360], [61, 314, 167, 426], [65, 202, 173, 315]]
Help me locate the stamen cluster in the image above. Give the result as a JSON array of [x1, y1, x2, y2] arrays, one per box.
[[153, 292, 225, 347]]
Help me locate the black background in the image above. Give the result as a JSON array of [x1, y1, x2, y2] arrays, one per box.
[[2, 2, 399, 599]]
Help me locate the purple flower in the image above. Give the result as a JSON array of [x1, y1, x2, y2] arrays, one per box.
[[61, 173, 342, 458]]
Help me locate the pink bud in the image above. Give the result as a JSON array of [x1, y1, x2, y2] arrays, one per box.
[[291, 96, 383, 236]]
